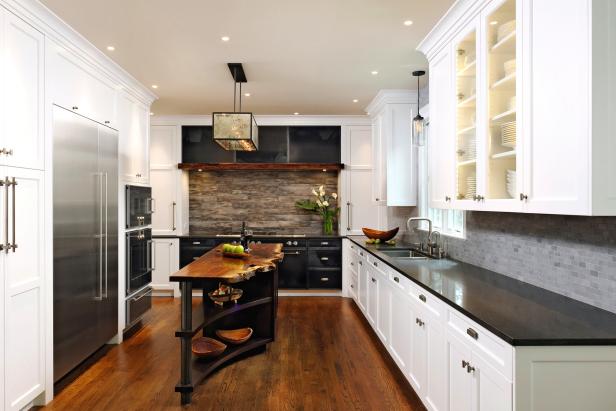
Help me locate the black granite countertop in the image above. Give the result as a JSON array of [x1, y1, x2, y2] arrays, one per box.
[[153, 231, 343, 239], [348, 236, 616, 346]]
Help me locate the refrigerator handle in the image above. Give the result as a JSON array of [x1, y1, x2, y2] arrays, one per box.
[[103, 172, 108, 299], [94, 173, 103, 301]]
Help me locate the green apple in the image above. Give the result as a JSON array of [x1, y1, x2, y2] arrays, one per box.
[[374, 239, 381, 244], [222, 244, 232, 252], [233, 245, 244, 254]]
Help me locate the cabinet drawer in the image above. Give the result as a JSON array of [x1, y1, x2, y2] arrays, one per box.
[[349, 275, 358, 298], [308, 249, 341, 268], [308, 238, 341, 249], [366, 255, 387, 275], [126, 287, 152, 326], [308, 269, 342, 289], [448, 309, 513, 379], [408, 281, 447, 320], [388, 270, 410, 292]]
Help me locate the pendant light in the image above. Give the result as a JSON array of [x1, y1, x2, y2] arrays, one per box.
[[212, 63, 259, 151], [412, 70, 426, 147]]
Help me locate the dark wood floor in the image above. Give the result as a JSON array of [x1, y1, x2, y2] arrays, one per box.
[[42, 297, 425, 411]]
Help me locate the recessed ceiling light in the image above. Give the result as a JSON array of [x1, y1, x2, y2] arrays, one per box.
[[353, 99, 359, 103], [106, 46, 115, 51], [403, 20, 413, 26], [371, 70, 379, 75], [151, 84, 158, 89], [221, 36, 230, 42], [150, 112, 154, 116], [244, 93, 251, 97], [490, 20, 499, 25], [294, 112, 300, 115]]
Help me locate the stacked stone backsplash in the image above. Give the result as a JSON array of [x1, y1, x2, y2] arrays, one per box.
[[406, 212, 616, 314], [189, 170, 339, 235]]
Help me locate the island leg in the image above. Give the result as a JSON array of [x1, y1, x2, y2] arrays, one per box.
[[180, 281, 193, 405]]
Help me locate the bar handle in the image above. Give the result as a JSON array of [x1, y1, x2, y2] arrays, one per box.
[[172, 201, 177, 231], [103, 172, 108, 298], [1, 178, 6, 253], [346, 201, 351, 231], [94, 173, 103, 300], [8, 177, 17, 252]]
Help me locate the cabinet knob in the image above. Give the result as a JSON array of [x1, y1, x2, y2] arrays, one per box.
[[466, 364, 475, 374], [394, 276, 399, 283], [462, 360, 469, 368], [416, 318, 424, 327], [0, 148, 12, 156], [520, 193, 528, 201], [358, 261, 362, 265], [373, 261, 377, 267], [350, 284, 354, 288], [72, 106, 78, 110], [419, 294, 426, 302], [104, 120, 110, 124], [371, 277, 376, 283], [375, 198, 380, 201]]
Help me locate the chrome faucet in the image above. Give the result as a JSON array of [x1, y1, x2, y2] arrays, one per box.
[[406, 217, 443, 258]]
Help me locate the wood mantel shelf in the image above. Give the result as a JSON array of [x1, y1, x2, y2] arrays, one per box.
[[170, 243, 284, 283], [177, 162, 345, 171]]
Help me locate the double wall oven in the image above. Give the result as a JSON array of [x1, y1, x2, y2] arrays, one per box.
[[125, 185, 154, 330]]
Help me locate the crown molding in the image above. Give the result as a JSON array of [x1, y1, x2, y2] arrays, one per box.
[[364, 89, 417, 116], [151, 114, 372, 127], [0, 0, 157, 105]]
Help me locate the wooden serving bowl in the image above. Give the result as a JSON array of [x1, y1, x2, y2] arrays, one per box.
[[215, 327, 253, 345], [191, 337, 227, 358], [362, 227, 399, 241], [222, 251, 251, 259], [208, 284, 243, 306]]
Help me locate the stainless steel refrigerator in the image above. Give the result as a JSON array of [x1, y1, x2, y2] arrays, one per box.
[[53, 105, 119, 382]]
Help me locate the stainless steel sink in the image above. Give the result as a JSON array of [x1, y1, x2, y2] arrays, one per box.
[[380, 249, 429, 260]]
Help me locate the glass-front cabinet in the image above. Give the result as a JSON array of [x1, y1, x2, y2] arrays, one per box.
[[449, 0, 521, 211], [453, 21, 479, 207]]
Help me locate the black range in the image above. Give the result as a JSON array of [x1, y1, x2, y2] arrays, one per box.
[[348, 236, 616, 346]]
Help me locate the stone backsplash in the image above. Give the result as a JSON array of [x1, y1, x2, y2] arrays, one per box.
[[189, 170, 339, 235], [406, 212, 616, 314]]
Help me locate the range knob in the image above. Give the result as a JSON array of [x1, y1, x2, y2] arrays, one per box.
[[293, 241, 298, 246], [286, 241, 292, 246]]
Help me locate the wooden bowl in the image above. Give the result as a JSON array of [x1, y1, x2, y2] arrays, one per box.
[[215, 327, 253, 345], [222, 251, 250, 259], [191, 337, 227, 358], [208, 286, 243, 306], [362, 227, 399, 241]]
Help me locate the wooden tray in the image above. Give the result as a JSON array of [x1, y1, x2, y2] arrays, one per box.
[[208, 287, 243, 306], [362, 227, 399, 241], [191, 337, 227, 358], [215, 328, 253, 345], [222, 251, 251, 259]]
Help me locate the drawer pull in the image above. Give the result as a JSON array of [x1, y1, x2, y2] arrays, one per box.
[[419, 294, 426, 303], [467, 327, 479, 340], [192, 257, 199, 260], [350, 262, 354, 266], [394, 277, 399, 283], [416, 318, 424, 327], [321, 241, 329, 245], [358, 261, 362, 266], [360, 252, 364, 256], [467, 364, 475, 373], [373, 261, 377, 267], [320, 277, 329, 282], [371, 278, 376, 283], [192, 241, 201, 245], [321, 257, 329, 261], [462, 360, 469, 368], [350, 284, 354, 288]]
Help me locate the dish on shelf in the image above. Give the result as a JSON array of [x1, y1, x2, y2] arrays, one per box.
[[191, 337, 227, 358], [501, 121, 516, 148], [497, 20, 516, 42], [464, 176, 477, 200], [362, 227, 399, 241], [504, 59, 516, 76], [215, 327, 254, 345], [208, 283, 243, 306], [506, 170, 517, 198]]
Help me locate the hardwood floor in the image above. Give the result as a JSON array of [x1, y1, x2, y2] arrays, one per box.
[[41, 297, 426, 411]]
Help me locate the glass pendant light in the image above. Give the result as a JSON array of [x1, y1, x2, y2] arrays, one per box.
[[412, 70, 426, 147]]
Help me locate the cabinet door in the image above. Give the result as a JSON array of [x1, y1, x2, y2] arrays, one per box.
[[0, 11, 44, 170], [375, 269, 390, 343], [425, 314, 448, 411], [118, 93, 150, 183], [152, 238, 179, 296], [371, 114, 387, 204], [151, 169, 177, 233], [410, 307, 428, 398], [389, 287, 412, 374], [366, 267, 377, 326], [448, 332, 474, 411], [357, 255, 368, 312], [428, 48, 455, 209], [346, 169, 380, 234], [1, 167, 45, 410], [386, 104, 417, 206], [473, 352, 513, 411], [522, 0, 590, 215], [151, 125, 178, 166]]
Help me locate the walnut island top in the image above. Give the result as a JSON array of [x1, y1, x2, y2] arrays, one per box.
[[170, 243, 284, 283]]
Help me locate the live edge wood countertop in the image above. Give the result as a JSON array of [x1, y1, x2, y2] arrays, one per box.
[[170, 243, 284, 284]]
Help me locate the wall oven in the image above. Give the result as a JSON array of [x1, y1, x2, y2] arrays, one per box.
[[126, 185, 153, 228], [126, 228, 153, 295]]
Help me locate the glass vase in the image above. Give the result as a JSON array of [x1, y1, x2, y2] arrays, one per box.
[[322, 214, 334, 235]]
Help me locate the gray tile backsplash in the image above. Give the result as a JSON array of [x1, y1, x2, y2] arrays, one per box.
[[406, 212, 616, 314]]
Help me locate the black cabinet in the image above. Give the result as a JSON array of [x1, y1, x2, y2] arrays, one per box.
[[308, 269, 342, 289], [182, 126, 234, 163], [277, 248, 307, 288], [288, 126, 340, 163], [179, 238, 222, 268], [236, 126, 288, 163]]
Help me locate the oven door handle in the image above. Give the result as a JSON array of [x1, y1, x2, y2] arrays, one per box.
[[148, 239, 155, 271]]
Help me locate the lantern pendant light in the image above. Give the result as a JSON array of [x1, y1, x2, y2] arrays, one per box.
[[412, 70, 426, 147], [212, 63, 259, 151]]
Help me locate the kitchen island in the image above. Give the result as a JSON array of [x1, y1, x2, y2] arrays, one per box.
[[170, 243, 284, 405]]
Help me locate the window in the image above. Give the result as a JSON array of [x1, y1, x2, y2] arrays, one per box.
[[417, 122, 465, 238]]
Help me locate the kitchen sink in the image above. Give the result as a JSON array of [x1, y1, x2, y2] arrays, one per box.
[[380, 249, 429, 260]]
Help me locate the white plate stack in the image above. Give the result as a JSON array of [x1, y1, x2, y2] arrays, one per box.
[[457, 139, 476, 162], [506, 170, 516, 198], [501, 121, 516, 148], [465, 176, 477, 200]]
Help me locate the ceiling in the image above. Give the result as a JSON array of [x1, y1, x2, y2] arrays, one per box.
[[41, 0, 454, 115]]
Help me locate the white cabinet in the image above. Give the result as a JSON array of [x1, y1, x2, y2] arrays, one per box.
[[372, 260, 390, 343], [366, 266, 377, 326], [46, 39, 117, 126], [366, 91, 418, 207], [419, 0, 616, 216], [0, 9, 44, 170], [151, 238, 179, 296], [150, 125, 180, 234], [357, 250, 368, 313], [342, 239, 359, 299], [0, 167, 45, 410], [389, 279, 412, 373], [341, 125, 381, 235], [118, 92, 150, 183]]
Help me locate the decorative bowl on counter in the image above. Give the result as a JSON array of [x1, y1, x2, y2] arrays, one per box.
[[208, 283, 243, 306], [362, 227, 399, 242], [221, 251, 251, 259], [215, 327, 253, 345], [191, 337, 227, 358]]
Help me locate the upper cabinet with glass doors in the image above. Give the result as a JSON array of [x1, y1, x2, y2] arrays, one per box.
[[419, 0, 616, 216]]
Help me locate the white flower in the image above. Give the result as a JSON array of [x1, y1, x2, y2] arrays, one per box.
[[316, 199, 323, 207], [322, 201, 329, 207], [332, 193, 338, 199], [319, 185, 325, 196], [311, 188, 318, 196]]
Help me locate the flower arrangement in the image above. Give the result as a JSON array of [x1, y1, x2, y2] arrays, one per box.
[[295, 185, 340, 235]]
